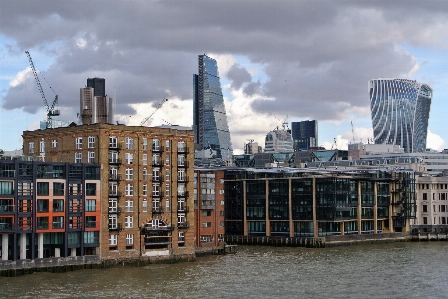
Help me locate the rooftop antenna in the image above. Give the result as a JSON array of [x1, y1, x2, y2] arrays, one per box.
[[351, 121, 355, 142]]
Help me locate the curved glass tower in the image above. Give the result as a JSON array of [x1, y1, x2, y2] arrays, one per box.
[[193, 54, 233, 159], [369, 79, 432, 153]]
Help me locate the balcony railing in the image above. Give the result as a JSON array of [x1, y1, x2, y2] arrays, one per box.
[[152, 145, 164, 153], [152, 207, 164, 214], [52, 222, 64, 229], [177, 161, 189, 168], [152, 160, 164, 167], [109, 143, 122, 150], [108, 191, 122, 197], [109, 207, 122, 215], [178, 176, 189, 183], [109, 158, 122, 165], [177, 191, 189, 198], [0, 205, 14, 213], [109, 174, 122, 181], [177, 222, 189, 229], [152, 191, 164, 198], [152, 176, 163, 182], [177, 207, 189, 213], [109, 223, 122, 231], [0, 223, 13, 230], [86, 220, 97, 228], [141, 224, 174, 232], [177, 147, 189, 153]]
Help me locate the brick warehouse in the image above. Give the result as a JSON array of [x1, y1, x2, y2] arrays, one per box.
[[22, 123, 195, 260]]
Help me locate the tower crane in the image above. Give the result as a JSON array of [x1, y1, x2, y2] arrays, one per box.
[[140, 98, 168, 126], [25, 51, 60, 129]]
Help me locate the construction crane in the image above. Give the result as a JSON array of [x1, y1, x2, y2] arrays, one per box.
[[140, 98, 168, 126], [25, 51, 60, 129]]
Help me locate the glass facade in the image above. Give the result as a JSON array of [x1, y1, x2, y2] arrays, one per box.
[[291, 120, 318, 150], [193, 55, 233, 159], [369, 79, 432, 153]]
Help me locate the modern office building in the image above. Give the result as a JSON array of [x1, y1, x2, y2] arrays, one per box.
[[291, 120, 318, 150], [224, 167, 416, 237], [264, 127, 293, 153], [194, 168, 225, 248], [0, 158, 101, 262], [22, 123, 195, 260], [80, 86, 114, 125], [369, 79, 432, 153], [87, 77, 105, 97], [193, 54, 233, 159]]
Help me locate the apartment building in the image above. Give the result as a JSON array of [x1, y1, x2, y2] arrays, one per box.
[[194, 168, 225, 248], [22, 123, 195, 259], [0, 158, 100, 261]]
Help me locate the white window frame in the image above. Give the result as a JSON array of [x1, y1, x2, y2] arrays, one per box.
[[166, 199, 170, 212], [142, 138, 148, 150], [178, 141, 186, 152], [109, 198, 117, 213], [109, 215, 117, 230], [88, 136, 95, 148], [125, 168, 134, 180], [143, 184, 148, 196], [125, 137, 133, 150], [178, 169, 185, 181], [126, 234, 133, 245], [152, 183, 160, 196], [88, 151, 95, 163], [125, 184, 133, 196], [52, 139, 58, 148], [125, 216, 133, 228], [152, 139, 160, 151], [75, 152, 82, 163], [178, 154, 185, 166], [125, 153, 134, 165], [143, 154, 148, 165], [165, 183, 170, 197], [29, 142, 34, 154], [76, 137, 82, 149], [165, 170, 170, 181], [125, 200, 133, 212], [143, 200, 148, 212], [109, 136, 118, 148], [153, 167, 160, 181], [165, 140, 170, 151], [109, 234, 118, 245], [143, 168, 148, 181]]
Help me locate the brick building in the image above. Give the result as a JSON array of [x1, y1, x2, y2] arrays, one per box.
[[194, 168, 225, 248], [22, 123, 195, 259], [0, 158, 101, 261]]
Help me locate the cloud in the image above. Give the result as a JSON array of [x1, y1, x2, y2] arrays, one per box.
[[427, 130, 446, 152], [226, 64, 252, 90]]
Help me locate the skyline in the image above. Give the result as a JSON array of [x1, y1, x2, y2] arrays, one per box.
[[1, 1, 448, 154]]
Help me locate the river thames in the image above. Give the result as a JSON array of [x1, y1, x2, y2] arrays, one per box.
[[0, 242, 447, 298]]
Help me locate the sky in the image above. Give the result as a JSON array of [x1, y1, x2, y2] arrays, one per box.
[[1, 1, 448, 154]]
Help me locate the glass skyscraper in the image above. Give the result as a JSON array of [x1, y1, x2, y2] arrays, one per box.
[[291, 120, 318, 150], [369, 79, 432, 153], [193, 54, 232, 159]]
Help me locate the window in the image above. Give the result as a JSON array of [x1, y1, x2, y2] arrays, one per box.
[[84, 231, 96, 244], [153, 168, 160, 181], [202, 211, 211, 217], [126, 137, 133, 150], [220, 210, 224, 216], [178, 232, 185, 246], [220, 200, 224, 205], [143, 184, 148, 196], [143, 200, 148, 212], [75, 152, 82, 163], [423, 205, 428, 212], [88, 136, 95, 148], [423, 193, 428, 201], [86, 216, 96, 228], [37, 199, 49, 212], [52, 216, 64, 229], [109, 215, 117, 229], [152, 154, 161, 166], [152, 184, 160, 196], [52, 139, 58, 148], [143, 138, 148, 150], [143, 168, 148, 180], [126, 234, 133, 245], [125, 216, 133, 228], [109, 198, 117, 213], [178, 141, 186, 152], [76, 137, 82, 149], [125, 168, 134, 180], [178, 154, 185, 166], [125, 200, 134, 212], [29, 142, 34, 154], [202, 222, 211, 228], [53, 182, 64, 196], [37, 217, 49, 229], [109, 182, 118, 196], [423, 217, 428, 225], [143, 154, 148, 165], [109, 234, 118, 246], [166, 183, 170, 197], [88, 151, 95, 163], [109, 136, 118, 148], [0, 181, 13, 195], [178, 169, 185, 181], [166, 199, 170, 212], [165, 140, 170, 151], [153, 198, 160, 211], [152, 139, 160, 151], [220, 189, 224, 194], [125, 184, 133, 196], [200, 235, 213, 242], [165, 155, 170, 166], [52, 199, 64, 212], [165, 170, 170, 181], [86, 200, 96, 212], [37, 182, 49, 196], [86, 183, 96, 196], [220, 221, 224, 227], [126, 153, 134, 164]]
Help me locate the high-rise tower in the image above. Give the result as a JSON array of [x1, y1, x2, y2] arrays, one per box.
[[87, 77, 105, 97], [369, 79, 432, 153], [80, 77, 114, 124], [291, 120, 318, 150], [193, 54, 232, 159]]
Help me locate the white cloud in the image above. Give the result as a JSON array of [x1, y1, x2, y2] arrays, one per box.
[[9, 67, 31, 88], [427, 130, 446, 152]]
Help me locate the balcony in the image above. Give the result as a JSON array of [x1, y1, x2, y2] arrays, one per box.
[[177, 191, 189, 198], [0, 222, 13, 230], [177, 207, 189, 213], [109, 174, 122, 181], [109, 143, 122, 150], [109, 158, 122, 165], [108, 191, 122, 197], [177, 147, 189, 153], [109, 207, 122, 215], [141, 224, 174, 233], [201, 204, 215, 210], [152, 160, 164, 167], [152, 207, 164, 214], [178, 176, 189, 183], [109, 223, 123, 231], [0, 205, 14, 213], [152, 145, 164, 153], [177, 161, 189, 168], [177, 222, 190, 229], [152, 176, 163, 183], [152, 191, 164, 198]]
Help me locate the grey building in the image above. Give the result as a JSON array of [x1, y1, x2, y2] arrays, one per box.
[[291, 120, 318, 150], [193, 55, 232, 159], [87, 77, 105, 97]]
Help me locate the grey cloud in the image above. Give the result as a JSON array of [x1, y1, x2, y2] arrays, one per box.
[[226, 64, 251, 90]]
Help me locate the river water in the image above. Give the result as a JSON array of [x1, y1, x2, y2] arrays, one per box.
[[1, 242, 447, 299]]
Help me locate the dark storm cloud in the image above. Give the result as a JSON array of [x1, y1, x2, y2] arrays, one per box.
[[1, 0, 448, 122], [226, 64, 251, 90]]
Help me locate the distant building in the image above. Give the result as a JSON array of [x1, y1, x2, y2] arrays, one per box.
[[80, 86, 114, 125], [348, 143, 404, 160], [193, 54, 233, 159], [291, 120, 318, 150], [0, 159, 101, 262], [264, 127, 293, 153], [87, 77, 105, 97], [369, 79, 432, 153], [22, 123, 195, 260], [244, 141, 262, 154]]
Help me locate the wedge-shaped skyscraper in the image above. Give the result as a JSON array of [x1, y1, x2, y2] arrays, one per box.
[[369, 79, 432, 153], [193, 54, 232, 159]]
